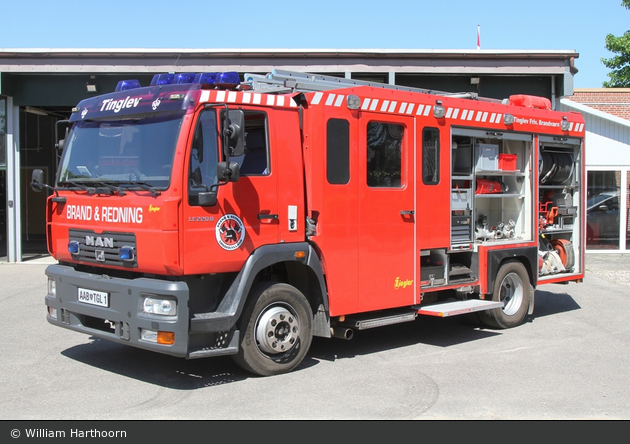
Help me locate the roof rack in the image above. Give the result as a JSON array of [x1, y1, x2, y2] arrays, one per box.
[[243, 69, 481, 100]]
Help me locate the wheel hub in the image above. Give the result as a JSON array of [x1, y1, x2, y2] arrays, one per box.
[[255, 305, 300, 355], [500, 272, 523, 316]]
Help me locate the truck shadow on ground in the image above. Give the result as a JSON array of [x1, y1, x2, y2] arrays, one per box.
[[61, 289, 580, 389]]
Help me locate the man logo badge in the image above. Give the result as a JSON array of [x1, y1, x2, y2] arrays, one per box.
[[95, 250, 105, 262]]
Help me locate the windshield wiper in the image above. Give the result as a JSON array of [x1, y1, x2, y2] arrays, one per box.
[[58, 181, 112, 196], [95, 181, 128, 196], [118, 181, 162, 196]]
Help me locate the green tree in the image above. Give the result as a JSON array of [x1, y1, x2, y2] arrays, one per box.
[[602, 1, 630, 87]]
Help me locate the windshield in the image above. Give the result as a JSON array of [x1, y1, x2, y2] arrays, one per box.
[[57, 111, 185, 190]]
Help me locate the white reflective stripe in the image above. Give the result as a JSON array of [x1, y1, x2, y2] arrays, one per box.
[[227, 91, 237, 102], [334, 95, 344, 107], [475, 111, 483, 121], [578, 123, 584, 132], [200, 91, 210, 102], [369, 99, 379, 111], [495, 113, 503, 124], [416, 104, 425, 115], [467, 111, 474, 121], [406, 103, 415, 114], [216, 91, 226, 102], [312, 92, 324, 105], [266, 95, 275, 106], [276, 96, 285, 106], [461, 110, 469, 120], [252, 93, 262, 105], [481, 112, 488, 122], [388, 101, 397, 112], [362, 98, 371, 110], [489, 113, 496, 123], [451, 108, 460, 119], [423, 105, 431, 116], [325, 94, 336, 106], [241, 92, 251, 104], [289, 97, 298, 107], [399, 103, 408, 113], [445, 108, 453, 118], [381, 100, 390, 112], [569, 122, 574, 131]]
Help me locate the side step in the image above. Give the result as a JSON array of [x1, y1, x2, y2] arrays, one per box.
[[338, 309, 418, 330], [416, 299, 503, 317]]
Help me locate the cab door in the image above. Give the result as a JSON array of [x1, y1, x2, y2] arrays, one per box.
[[182, 108, 279, 275], [358, 115, 416, 312]]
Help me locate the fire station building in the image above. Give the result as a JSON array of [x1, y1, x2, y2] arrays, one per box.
[[0, 48, 627, 262]]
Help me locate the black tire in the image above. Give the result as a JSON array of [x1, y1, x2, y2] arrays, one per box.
[[478, 261, 533, 329], [232, 282, 313, 376]]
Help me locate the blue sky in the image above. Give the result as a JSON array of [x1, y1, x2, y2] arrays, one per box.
[[1, 0, 628, 88]]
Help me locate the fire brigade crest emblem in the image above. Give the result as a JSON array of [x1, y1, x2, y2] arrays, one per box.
[[216, 214, 245, 251]]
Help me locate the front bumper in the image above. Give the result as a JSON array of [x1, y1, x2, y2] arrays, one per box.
[[44, 264, 238, 358]]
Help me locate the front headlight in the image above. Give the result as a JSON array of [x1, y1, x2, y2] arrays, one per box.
[[142, 296, 177, 316]]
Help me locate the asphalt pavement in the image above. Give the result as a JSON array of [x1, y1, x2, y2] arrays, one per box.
[[1, 253, 629, 421]]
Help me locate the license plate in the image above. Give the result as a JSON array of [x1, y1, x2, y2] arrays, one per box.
[[78, 288, 109, 307]]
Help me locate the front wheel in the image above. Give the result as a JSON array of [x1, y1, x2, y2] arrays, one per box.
[[233, 282, 313, 376], [478, 260, 533, 329]]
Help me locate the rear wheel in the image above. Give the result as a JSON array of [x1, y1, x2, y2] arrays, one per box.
[[478, 261, 533, 329], [233, 282, 313, 376]]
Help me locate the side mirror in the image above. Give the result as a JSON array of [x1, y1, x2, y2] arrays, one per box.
[[222, 110, 245, 158], [217, 162, 240, 183], [30, 169, 45, 193]]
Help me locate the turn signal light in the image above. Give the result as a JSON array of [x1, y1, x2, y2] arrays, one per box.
[[157, 332, 175, 345], [141, 329, 175, 345]]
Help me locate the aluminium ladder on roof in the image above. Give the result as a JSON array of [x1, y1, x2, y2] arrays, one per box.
[[242, 69, 483, 100]]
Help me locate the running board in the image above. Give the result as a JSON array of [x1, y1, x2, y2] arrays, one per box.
[[339, 310, 418, 330], [416, 299, 504, 317]]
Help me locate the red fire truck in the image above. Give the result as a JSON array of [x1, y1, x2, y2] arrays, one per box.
[[32, 69, 585, 376]]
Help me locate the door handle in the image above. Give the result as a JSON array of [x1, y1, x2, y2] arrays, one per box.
[[400, 210, 414, 215], [257, 214, 279, 220]]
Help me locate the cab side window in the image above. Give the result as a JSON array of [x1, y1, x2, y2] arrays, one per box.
[[238, 112, 269, 176], [188, 109, 218, 206]]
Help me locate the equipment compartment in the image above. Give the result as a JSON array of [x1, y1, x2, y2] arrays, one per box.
[[452, 131, 533, 247], [537, 137, 583, 279]]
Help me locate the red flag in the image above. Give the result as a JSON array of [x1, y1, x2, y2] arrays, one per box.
[[477, 25, 480, 49]]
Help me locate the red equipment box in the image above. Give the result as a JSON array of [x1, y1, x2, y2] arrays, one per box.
[[499, 153, 517, 171]]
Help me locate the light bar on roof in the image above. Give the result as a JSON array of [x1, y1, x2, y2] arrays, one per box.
[[114, 71, 242, 91]]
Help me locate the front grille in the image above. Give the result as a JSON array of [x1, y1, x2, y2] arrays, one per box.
[[68, 228, 138, 268]]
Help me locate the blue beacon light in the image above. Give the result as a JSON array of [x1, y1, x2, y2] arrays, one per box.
[[115, 79, 142, 91], [173, 73, 196, 84], [119, 246, 135, 261], [150, 73, 175, 86], [68, 240, 80, 255]]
